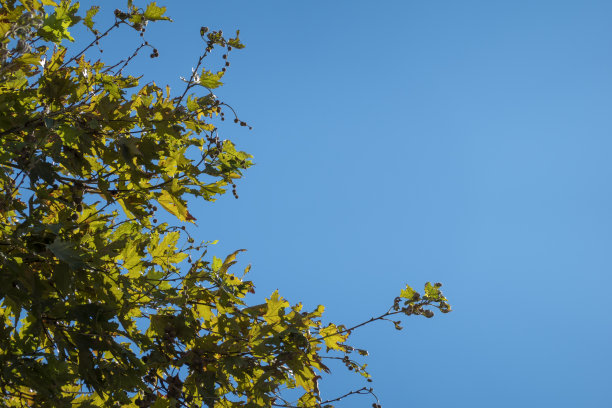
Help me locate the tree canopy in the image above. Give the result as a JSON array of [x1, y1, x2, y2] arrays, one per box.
[[0, 1, 451, 407]]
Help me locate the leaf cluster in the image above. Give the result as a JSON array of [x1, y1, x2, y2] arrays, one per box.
[[0, 1, 451, 407]]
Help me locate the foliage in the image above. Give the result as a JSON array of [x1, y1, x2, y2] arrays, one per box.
[[0, 1, 451, 407]]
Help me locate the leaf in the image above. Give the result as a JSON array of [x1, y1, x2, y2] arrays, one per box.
[[318, 323, 347, 351], [199, 70, 223, 89], [83, 6, 99, 31], [211, 256, 222, 272], [264, 290, 289, 325], [29, 161, 56, 185], [156, 190, 194, 223], [0, 22, 10, 39], [38, 1, 81, 42], [424, 282, 443, 301], [151, 397, 171, 408], [228, 30, 246, 49], [195, 303, 214, 321], [144, 2, 171, 21], [43, 117, 57, 129], [297, 391, 318, 406], [400, 284, 417, 300], [219, 249, 246, 274], [151, 231, 179, 257], [47, 238, 85, 270]]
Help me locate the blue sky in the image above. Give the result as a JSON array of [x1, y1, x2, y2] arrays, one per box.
[[96, 1, 611, 406]]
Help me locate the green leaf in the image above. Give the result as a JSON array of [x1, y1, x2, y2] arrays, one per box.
[[47, 238, 85, 270], [83, 6, 99, 31], [38, 1, 81, 42], [144, 2, 171, 21], [151, 397, 171, 408]]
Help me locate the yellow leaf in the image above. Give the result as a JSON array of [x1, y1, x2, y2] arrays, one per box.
[[156, 190, 194, 223], [117, 198, 134, 219], [264, 290, 289, 325], [219, 249, 246, 274], [318, 323, 348, 351], [195, 303, 215, 321]]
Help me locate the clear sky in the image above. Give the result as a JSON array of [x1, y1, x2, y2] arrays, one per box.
[[97, 1, 611, 406]]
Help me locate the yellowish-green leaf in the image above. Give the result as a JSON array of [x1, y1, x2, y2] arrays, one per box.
[[219, 249, 246, 274], [424, 281, 444, 301], [156, 190, 192, 222], [400, 284, 417, 300], [144, 2, 171, 21], [200, 70, 223, 89], [318, 323, 348, 351], [212, 256, 222, 272], [264, 290, 289, 325]]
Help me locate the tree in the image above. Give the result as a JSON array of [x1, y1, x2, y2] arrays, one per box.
[[0, 1, 451, 407]]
